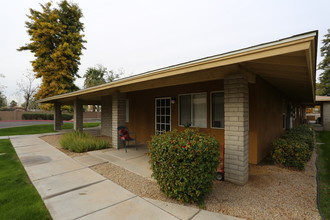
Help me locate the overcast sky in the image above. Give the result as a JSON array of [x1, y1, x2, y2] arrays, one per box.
[[0, 0, 329, 104]]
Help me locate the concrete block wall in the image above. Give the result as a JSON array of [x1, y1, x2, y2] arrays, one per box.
[[111, 92, 126, 149], [224, 73, 249, 185], [101, 96, 112, 136]]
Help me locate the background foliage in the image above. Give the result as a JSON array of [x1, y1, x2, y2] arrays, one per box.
[[18, 0, 86, 109], [318, 29, 330, 95]]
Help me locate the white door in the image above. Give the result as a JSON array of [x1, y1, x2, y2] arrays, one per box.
[[155, 97, 171, 134]]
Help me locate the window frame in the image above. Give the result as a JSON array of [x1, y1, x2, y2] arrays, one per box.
[[210, 91, 224, 129], [155, 97, 172, 135], [178, 92, 207, 128]]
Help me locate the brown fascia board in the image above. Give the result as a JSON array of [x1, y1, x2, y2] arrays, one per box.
[[38, 30, 318, 104]]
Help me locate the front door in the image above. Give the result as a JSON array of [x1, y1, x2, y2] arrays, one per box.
[[155, 97, 171, 134]]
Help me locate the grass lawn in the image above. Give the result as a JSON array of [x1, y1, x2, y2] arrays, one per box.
[[0, 122, 100, 136], [0, 139, 52, 220], [316, 131, 330, 219]]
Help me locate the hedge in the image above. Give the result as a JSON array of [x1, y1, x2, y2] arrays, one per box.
[[22, 113, 73, 121], [282, 124, 314, 151], [271, 124, 314, 170], [149, 129, 219, 203]]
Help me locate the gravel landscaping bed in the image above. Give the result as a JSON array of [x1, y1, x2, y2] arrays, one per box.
[[40, 134, 321, 220]]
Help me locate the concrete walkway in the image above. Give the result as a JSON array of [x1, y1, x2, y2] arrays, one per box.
[[86, 144, 153, 180], [9, 134, 244, 220]]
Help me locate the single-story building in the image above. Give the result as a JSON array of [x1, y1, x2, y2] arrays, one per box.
[[315, 95, 330, 130], [39, 31, 318, 185]]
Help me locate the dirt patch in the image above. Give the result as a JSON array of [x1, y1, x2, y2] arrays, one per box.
[[40, 134, 321, 220], [204, 154, 320, 220]]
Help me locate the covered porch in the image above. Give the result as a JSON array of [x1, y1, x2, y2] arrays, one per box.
[[39, 31, 317, 185]]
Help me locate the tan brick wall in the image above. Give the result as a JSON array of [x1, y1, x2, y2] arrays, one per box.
[[101, 96, 112, 136], [224, 73, 249, 185], [111, 92, 126, 148]]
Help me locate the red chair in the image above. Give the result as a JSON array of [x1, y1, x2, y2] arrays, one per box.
[[117, 126, 136, 152]]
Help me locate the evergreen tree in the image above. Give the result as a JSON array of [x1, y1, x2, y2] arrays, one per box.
[[83, 65, 122, 88], [83, 65, 107, 88], [83, 65, 122, 112], [10, 100, 17, 108], [18, 1, 86, 104], [318, 29, 330, 95]]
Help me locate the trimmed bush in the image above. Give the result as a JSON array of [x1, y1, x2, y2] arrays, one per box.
[[149, 129, 219, 203], [283, 125, 314, 151], [271, 138, 310, 170], [22, 113, 73, 121], [271, 125, 314, 170], [60, 131, 111, 153], [0, 108, 15, 111], [62, 114, 74, 121]]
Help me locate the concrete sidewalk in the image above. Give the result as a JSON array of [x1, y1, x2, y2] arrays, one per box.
[[10, 134, 244, 220]]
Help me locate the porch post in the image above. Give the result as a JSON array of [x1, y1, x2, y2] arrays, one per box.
[[54, 102, 62, 131], [224, 72, 249, 185], [73, 98, 83, 131], [101, 95, 112, 136], [111, 92, 126, 149]]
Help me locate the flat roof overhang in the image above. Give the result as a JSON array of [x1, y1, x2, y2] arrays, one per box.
[[38, 31, 318, 105], [314, 96, 330, 104]]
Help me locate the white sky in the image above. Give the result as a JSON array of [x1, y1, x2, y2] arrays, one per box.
[[0, 0, 329, 104]]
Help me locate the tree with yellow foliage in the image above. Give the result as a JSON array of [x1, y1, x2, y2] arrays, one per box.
[[18, 0, 86, 109]]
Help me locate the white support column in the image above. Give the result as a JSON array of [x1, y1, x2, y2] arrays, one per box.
[[101, 96, 112, 136], [73, 98, 83, 131], [224, 72, 249, 185], [111, 92, 126, 149], [54, 102, 62, 131]]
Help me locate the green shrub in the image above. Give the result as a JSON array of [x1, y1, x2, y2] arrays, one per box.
[[0, 108, 15, 111], [62, 114, 74, 121], [22, 113, 73, 121], [271, 138, 311, 170], [149, 129, 219, 203], [60, 131, 111, 153], [271, 124, 315, 170], [283, 124, 314, 151]]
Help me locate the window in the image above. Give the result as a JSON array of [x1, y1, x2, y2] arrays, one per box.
[[211, 92, 224, 128], [179, 93, 207, 128]]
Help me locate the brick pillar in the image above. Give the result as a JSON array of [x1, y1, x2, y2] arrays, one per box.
[[73, 98, 83, 131], [54, 102, 62, 131], [101, 96, 112, 136], [224, 72, 249, 185], [112, 92, 126, 149]]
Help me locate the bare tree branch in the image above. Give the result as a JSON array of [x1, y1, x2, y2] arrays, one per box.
[[16, 70, 39, 111]]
